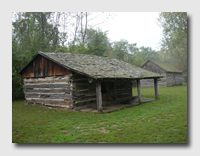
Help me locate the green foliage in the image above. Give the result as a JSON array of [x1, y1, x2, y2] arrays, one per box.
[[12, 85, 187, 143], [67, 28, 109, 56], [54, 47, 68, 53], [12, 12, 62, 100], [112, 39, 130, 61], [87, 29, 109, 56], [158, 12, 187, 71], [12, 40, 32, 100], [68, 43, 89, 54], [111, 40, 163, 67]]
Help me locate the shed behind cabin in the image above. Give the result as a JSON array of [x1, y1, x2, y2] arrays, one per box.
[[141, 60, 185, 87]]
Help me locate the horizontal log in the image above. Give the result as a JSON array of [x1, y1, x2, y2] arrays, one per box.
[[24, 88, 73, 93], [25, 93, 72, 99], [75, 98, 96, 104], [74, 93, 96, 97], [23, 84, 71, 89], [26, 98, 73, 106], [75, 95, 96, 101], [74, 86, 89, 90], [73, 90, 97, 96], [25, 92, 71, 95], [25, 75, 71, 81], [73, 83, 88, 87], [72, 78, 88, 82], [74, 89, 89, 93], [24, 80, 70, 85]]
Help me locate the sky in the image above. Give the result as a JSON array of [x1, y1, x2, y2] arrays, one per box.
[[100, 12, 163, 51]]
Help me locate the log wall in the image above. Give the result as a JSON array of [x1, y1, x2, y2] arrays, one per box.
[[142, 61, 184, 87], [23, 75, 73, 108], [142, 61, 165, 75], [72, 73, 96, 107], [72, 73, 133, 107], [141, 73, 167, 88], [166, 73, 184, 86], [115, 80, 133, 104]]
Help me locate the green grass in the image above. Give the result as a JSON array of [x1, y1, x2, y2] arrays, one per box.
[[12, 84, 187, 143]]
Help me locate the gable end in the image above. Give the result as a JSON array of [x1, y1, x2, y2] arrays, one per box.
[[20, 55, 71, 78]]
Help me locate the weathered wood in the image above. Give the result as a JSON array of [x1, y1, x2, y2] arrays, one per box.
[[25, 93, 72, 99], [22, 55, 71, 78], [96, 81, 102, 113], [113, 82, 117, 104], [137, 79, 142, 104], [26, 98, 73, 106], [73, 78, 88, 82], [154, 78, 159, 99], [23, 83, 71, 89], [74, 95, 96, 101], [75, 98, 96, 104], [24, 76, 71, 84], [24, 88, 73, 93]]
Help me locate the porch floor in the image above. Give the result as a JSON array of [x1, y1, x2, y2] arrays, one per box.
[[72, 96, 155, 113]]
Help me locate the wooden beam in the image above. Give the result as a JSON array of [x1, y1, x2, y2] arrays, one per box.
[[96, 81, 103, 113], [154, 78, 159, 99], [113, 82, 117, 104], [137, 79, 142, 104]]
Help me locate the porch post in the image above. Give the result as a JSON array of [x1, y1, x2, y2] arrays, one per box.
[[154, 78, 159, 99], [96, 80, 103, 113], [136, 79, 142, 104]]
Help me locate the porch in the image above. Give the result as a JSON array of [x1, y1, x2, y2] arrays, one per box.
[[73, 96, 155, 113]]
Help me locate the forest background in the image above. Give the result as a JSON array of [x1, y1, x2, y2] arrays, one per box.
[[12, 12, 187, 100]]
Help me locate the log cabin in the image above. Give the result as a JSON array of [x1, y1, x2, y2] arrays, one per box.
[[19, 52, 162, 113], [141, 60, 185, 88]]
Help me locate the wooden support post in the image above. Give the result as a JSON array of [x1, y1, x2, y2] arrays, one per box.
[[113, 82, 117, 104], [137, 79, 142, 104], [96, 81, 103, 113], [154, 78, 159, 99]]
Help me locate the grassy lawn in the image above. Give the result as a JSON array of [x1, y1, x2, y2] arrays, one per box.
[[12, 84, 187, 143]]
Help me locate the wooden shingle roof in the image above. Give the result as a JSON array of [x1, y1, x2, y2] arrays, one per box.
[[143, 60, 182, 73], [20, 52, 162, 79]]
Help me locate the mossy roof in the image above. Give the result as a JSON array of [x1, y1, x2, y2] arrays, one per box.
[[147, 60, 182, 73], [28, 52, 162, 79]]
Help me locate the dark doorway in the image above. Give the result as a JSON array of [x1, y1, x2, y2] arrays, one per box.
[[101, 82, 115, 105]]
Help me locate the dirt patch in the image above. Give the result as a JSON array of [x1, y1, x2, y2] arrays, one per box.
[[112, 124, 118, 127], [61, 130, 70, 135], [99, 127, 109, 133]]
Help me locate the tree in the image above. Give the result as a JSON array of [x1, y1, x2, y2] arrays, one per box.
[[12, 12, 61, 100], [87, 28, 109, 56], [112, 39, 129, 61], [111, 40, 138, 62], [131, 46, 162, 67], [68, 12, 114, 46], [12, 12, 61, 53], [157, 12, 187, 70]]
